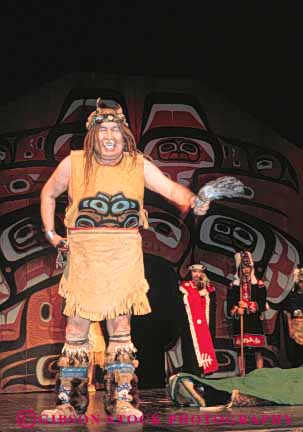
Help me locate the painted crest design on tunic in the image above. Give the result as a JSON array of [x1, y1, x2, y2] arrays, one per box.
[[76, 192, 140, 228]]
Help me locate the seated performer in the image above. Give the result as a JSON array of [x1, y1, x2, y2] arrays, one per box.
[[227, 251, 266, 374], [40, 98, 210, 420], [284, 267, 303, 367], [179, 263, 218, 378]]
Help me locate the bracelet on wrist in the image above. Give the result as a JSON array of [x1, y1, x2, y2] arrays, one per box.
[[45, 230, 57, 241]]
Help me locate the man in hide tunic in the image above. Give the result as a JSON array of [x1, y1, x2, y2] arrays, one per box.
[[227, 251, 266, 374], [179, 263, 218, 376], [40, 98, 210, 420]]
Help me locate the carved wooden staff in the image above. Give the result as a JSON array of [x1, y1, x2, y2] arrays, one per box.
[[239, 260, 252, 376], [239, 277, 245, 377]]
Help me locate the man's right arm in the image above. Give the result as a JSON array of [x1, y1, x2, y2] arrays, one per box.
[[40, 156, 71, 247]]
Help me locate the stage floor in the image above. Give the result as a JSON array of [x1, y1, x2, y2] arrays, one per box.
[[0, 388, 302, 431]]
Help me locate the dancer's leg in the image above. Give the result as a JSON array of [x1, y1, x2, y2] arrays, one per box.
[[104, 315, 142, 420], [42, 316, 91, 419]]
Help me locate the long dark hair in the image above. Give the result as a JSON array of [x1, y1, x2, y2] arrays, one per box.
[[83, 100, 137, 186]]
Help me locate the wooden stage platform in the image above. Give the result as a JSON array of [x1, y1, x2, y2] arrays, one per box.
[[0, 388, 302, 431]]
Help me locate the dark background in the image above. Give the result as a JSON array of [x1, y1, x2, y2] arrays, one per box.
[[1, 2, 302, 145]]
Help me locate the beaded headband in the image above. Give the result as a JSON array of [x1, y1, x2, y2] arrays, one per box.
[[86, 98, 128, 130], [91, 113, 126, 126], [189, 263, 206, 271]]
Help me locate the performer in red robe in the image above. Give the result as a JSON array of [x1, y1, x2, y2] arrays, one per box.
[[179, 263, 218, 376]]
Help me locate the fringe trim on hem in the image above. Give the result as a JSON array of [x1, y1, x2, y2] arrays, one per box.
[[60, 285, 151, 321], [62, 343, 90, 357], [107, 342, 137, 355]]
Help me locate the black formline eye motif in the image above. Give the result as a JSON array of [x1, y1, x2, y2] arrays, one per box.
[[148, 217, 182, 248], [0, 206, 64, 271], [2, 218, 43, 260], [122, 215, 139, 228], [179, 140, 199, 155], [9, 179, 31, 193], [197, 213, 266, 262], [111, 193, 139, 215], [74, 216, 96, 228], [256, 159, 273, 170], [233, 226, 255, 248], [157, 138, 200, 162], [87, 199, 109, 214], [210, 218, 257, 251], [79, 192, 110, 215], [218, 136, 299, 191], [13, 223, 36, 247], [158, 141, 178, 154], [76, 192, 140, 228]]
